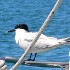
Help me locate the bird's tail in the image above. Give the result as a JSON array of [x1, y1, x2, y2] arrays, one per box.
[[64, 37, 70, 43], [58, 37, 70, 45], [48, 37, 70, 50]]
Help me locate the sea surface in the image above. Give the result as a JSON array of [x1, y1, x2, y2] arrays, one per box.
[[0, 0, 70, 70]]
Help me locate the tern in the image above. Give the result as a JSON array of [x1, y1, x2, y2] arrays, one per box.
[[7, 24, 70, 61]]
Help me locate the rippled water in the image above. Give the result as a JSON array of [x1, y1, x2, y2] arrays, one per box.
[[0, 0, 70, 70]]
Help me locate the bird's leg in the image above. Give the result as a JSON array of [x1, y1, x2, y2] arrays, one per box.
[[27, 53, 32, 61], [32, 53, 37, 61]]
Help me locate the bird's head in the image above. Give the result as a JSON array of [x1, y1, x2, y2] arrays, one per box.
[[7, 24, 29, 33]]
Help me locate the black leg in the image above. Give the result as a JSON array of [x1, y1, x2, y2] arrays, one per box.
[[30, 53, 32, 59], [27, 53, 37, 61], [33, 53, 37, 61], [27, 53, 32, 61]]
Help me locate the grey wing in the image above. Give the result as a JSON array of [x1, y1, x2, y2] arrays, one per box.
[[24, 32, 59, 49], [24, 33, 49, 48]]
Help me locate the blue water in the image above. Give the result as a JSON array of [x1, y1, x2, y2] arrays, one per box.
[[0, 0, 70, 70]]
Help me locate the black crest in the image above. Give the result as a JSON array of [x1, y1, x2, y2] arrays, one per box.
[[15, 24, 29, 31]]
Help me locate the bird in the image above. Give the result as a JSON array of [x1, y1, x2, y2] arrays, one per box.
[[7, 24, 70, 61]]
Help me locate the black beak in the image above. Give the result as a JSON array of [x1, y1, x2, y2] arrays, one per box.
[[6, 29, 15, 33]]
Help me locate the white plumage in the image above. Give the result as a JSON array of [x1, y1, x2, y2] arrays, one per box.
[[15, 29, 68, 53], [7, 24, 70, 60]]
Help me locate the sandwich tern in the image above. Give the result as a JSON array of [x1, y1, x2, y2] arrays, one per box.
[[7, 24, 70, 61]]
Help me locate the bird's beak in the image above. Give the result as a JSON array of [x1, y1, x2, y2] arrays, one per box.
[[6, 29, 15, 33]]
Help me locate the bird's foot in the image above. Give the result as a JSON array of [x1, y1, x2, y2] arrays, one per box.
[[27, 58, 35, 61], [27, 58, 31, 61], [31, 59, 35, 61]]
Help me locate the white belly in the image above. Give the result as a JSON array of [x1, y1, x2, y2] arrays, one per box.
[[16, 39, 54, 53]]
